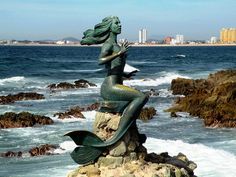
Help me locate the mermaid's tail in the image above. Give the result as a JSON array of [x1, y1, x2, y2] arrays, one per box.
[[70, 146, 105, 164], [65, 115, 135, 164], [65, 130, 104, 146]]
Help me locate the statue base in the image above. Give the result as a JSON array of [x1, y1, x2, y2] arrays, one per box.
[[67, 112, 197, 177]]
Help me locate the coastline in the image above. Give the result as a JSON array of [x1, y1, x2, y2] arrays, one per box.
[[1, 43, 236, 47]]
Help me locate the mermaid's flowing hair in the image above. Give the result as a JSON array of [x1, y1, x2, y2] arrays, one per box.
[[80, 16, 119, 45]]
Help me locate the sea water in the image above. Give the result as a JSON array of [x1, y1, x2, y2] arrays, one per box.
[[0, 46, 236, 177]]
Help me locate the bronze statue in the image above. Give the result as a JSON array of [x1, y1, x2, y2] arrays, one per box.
[[65, 16, 149, 164]]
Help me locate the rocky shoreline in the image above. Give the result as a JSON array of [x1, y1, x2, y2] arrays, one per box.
[[167, 70, 236, 127]]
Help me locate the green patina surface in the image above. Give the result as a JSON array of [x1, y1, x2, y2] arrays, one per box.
[[65, 16, 148, 164]]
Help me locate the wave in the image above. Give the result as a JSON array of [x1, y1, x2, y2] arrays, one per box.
[[145, 138, 236, 177], [56, 141, 77, 154], [0, 76, 25, 85], [129, 61, 157, 64], [61, 69, 103, 73], [124, 72, 190, 86], [158, 88, 173, 97]]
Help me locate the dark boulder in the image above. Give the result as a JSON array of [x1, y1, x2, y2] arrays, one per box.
[[47, 79, 97, 90], [0, 92, 44, 105], [0, 144, 59, 158], [54, 102, 100, 119], [74, 79, 97, 88], [139, 107, 157, 121], [0, 112, 54, 129], [29, 144, 58, 156]]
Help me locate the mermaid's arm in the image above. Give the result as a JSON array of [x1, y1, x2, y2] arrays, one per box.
[[98, 43, 121, 65]]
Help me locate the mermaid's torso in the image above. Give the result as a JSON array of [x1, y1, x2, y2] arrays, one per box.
[[101, 43, 126, 100]]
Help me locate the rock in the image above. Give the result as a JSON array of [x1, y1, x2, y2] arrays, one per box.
[[54, 106, 85, 119], [97, 155, 123, 168], [74, 79, 97, 88], [109, 141, 127, 157], [0, 144, 59, 158], [29, 144, 58, 156], [48, 79, 97, 90], [0, 92, 44, 105], [139, 107, 157, 121], [168, 70, 236, 127], [0, 151, 22, 157], [77, 164, 101, 177], [0, 112, 54, 129], [170, 112, 178, 118], [93, 112, 120, 140], [54, 102, 100, 119]]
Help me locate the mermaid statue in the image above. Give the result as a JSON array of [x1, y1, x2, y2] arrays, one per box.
[[65, 16, 149, 164]]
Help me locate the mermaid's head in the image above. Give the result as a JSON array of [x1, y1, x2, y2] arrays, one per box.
[[81, 16, 120, 45]]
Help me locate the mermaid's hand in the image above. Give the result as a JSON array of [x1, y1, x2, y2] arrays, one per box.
[[119, 40, 130, 56]]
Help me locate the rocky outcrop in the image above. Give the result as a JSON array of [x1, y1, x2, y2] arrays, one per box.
[[48, 79, 97, 90], [67, 111, 196, 177], [139, 107, 157, 121], [54, 102, 100, 119], [0, 144, 59, 158], [168, 70, 236, 127], [29, 144, 58, 156], [0, 112, 54, 129], [0, 92, 44, 104]]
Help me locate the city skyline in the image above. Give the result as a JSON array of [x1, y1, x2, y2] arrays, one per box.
[[0, 0, 236, 41]]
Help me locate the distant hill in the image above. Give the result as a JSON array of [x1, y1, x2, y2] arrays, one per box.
[[62, 37, 80, 42]]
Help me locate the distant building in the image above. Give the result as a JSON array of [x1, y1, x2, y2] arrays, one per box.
[[220, 28, 236, 43], [138, 29, 147, 43], [56, 40, 66, 45], [210, 36, 217, 44], [175, 35, 184, 44], [170, 34, 184, 45], [164, 36, 172, 44]]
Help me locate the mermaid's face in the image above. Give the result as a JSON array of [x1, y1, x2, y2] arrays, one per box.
[[111, 18, 121, 34]]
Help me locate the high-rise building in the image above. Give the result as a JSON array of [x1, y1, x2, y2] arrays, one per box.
[[220, 28, 236, 43], [175, 35, 184, 44], [138, 29, 147, 43]]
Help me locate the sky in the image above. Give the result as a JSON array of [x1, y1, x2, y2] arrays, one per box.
[[0, 0, 235, 41]]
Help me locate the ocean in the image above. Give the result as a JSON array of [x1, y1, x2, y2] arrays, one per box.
[[0, 45, 236, 177]]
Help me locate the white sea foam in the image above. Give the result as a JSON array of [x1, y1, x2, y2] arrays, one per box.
[[55, 141, 77, 154], [0, 76, 25, 85], [81, 110, 96, 121], [158, 88, 173, 97], [145, 138, 236, 177], [54, 88, 100, 97], [124, 72, 190, 86]]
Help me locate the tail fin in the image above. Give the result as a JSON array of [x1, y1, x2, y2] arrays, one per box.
[[71, 146, 104, 164], [65, 130, 103, 146]]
